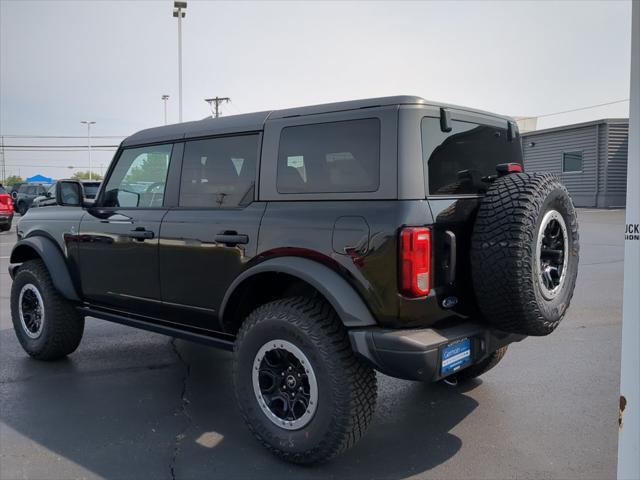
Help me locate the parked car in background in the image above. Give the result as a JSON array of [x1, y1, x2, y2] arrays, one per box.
[[32, 180, 101, 208], [14, 183, 52, 215], [0, 185, 15, 231], [8, 182, 25, 200]]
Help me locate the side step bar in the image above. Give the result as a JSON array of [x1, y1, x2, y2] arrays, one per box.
[[77, 306, 235, 351]]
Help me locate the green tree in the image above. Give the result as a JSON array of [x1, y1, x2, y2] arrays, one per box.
[[123, 153, 169, 183], [2, 175, 24, 186], [71, 171, 103, 181]]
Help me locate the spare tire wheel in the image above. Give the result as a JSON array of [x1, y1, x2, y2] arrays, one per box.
[[471, 172, 579, 336]]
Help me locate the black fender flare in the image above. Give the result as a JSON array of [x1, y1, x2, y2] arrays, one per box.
[[220, 257, 377, 328], [9, 236, 81, 302]]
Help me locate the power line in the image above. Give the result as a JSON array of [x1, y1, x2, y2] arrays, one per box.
[[0, 134, 126, 139], [3, 145, 119, 148], [519, 99, 630, 121], [2, 149, 116, 152]]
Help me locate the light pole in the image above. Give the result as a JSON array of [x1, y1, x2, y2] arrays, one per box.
[[162, 94, 170, 125], [80, 121, 96, 180], [173, 2, 187, 122]]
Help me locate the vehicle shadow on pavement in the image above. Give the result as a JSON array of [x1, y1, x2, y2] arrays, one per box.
[[0, 321, 478, 480]]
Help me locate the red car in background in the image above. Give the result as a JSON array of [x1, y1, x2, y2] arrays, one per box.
[[0, 185, 15, 232]]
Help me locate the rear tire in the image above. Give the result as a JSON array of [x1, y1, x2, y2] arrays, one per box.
[[233, 297, 377, 464], [454, 346, 508, 383], [0, 222, 10, 232], [11, 260, 84, 360], [471, 173, 579, 336]]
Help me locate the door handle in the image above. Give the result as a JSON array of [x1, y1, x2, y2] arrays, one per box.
[[129, 227, 154, 241], [215, 232, 249, 246]]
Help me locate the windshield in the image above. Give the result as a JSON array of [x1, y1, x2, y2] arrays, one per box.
[[422, 117, 523, 195]]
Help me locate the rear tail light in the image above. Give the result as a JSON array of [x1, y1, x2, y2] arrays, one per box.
[[400, 227, 431, 297]]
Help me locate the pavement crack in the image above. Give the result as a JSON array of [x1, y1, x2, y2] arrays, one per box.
[[169, 338, 192, 480]]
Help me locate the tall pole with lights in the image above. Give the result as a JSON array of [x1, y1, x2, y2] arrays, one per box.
[[173, 2, 187, 122], [162, 94, 170, 125], [80, 121, 96, 180]]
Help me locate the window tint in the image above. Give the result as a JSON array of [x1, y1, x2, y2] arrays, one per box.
[[422, 117, 523, 195], [277, 119, 380, 194], [102, 144, 172, 208], [562, 152, 583, 173], [179, 134, 258, 208]]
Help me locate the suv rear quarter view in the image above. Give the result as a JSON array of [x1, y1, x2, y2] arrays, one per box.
[[8, 96, 579, 464]]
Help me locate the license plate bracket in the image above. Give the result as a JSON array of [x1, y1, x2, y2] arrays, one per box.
[[441, 337, 473, 376]]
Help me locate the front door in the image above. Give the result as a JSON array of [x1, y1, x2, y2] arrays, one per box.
[[77, 143, 174, 317], [159, 133, 264, 332]]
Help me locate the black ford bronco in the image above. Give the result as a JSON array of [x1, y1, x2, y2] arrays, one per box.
[[9, 96, 579, 464]]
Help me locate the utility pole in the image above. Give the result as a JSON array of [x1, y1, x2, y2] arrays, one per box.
[[205, 96, 230, 118], [162, 94, 170, 125], [80, 121, 96, 180], [173, 2, 187, 122], [617, 1, 640, 479]]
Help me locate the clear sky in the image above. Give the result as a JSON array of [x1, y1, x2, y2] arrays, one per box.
[[0, 0, 633, 180]]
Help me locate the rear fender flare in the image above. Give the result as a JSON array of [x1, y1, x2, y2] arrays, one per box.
[[220, 257, 377, 328]]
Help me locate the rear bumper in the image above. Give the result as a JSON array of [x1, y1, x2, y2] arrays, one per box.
[[349, 322, 525, 382], [0, 213, 13, 224]]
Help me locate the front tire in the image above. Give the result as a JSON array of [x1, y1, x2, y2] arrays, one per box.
[[233, 297, 377, 464], [11, 260, 84, 360], [16, 201, 27, 215]]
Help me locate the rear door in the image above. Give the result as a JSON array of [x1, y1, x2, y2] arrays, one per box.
[[158, 133, 265, 332], [77, 143, 175, 316], [422, 113, 523, 313]]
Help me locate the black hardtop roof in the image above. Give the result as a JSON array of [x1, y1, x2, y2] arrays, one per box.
[[122, 95, 514, 147]]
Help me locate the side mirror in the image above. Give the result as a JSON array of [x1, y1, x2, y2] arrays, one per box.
[[55, 180, 83, 207]]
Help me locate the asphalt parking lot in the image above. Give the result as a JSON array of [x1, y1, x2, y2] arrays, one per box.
[[0, 209, 625, 479]]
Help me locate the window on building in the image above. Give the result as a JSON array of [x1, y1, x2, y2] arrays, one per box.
[[277, 118, 380, 194], [422, 117, 523, 195], [562, 152, 583, 173], [179, 134, 258, 208]]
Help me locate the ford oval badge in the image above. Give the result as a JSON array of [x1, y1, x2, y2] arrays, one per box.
[[442, 296, 458, 309]]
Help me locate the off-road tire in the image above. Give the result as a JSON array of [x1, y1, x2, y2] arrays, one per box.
[[11, 259, 84, 360], [16, 201, 27, 216], [471, 173, 579, 336], [455, 346, 508, 383], [233, 296, 377, 464]]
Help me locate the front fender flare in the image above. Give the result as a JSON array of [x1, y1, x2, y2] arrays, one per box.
[[9, 236, 81, 302], [220, 257, 377, 328]]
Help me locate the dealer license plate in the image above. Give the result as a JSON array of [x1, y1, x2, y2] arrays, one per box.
[[441, 338, 472, 376]]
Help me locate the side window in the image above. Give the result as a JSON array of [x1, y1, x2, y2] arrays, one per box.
[[276, 118, 380, 194], [179, 134, 258, 208], [102, 144, 173, 208], [562, 152, 583, 173]]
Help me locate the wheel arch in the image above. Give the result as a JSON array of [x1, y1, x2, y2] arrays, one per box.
[[220, 257, 377, 335], [9, 237, 81, 302]]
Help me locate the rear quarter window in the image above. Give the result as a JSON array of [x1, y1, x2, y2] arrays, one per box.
[[276, 118, 380, 194], [422, 117, 523, 196]]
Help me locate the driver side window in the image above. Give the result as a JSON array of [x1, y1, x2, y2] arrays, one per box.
[[102, 144, 173, 208]]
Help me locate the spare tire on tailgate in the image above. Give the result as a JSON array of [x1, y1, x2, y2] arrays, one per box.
[[471, 172, 579, 336]]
